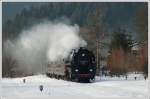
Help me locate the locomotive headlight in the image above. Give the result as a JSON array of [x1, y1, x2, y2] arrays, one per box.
[[75, 69, 79, 72], [89, 69, 93, 72]]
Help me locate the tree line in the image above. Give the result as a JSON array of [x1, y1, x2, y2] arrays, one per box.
[[2, 2, 148, 77]]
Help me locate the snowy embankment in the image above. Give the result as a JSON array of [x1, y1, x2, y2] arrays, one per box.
[[1, 74, 148, 98]]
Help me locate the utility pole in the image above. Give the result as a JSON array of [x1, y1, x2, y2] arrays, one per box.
[[96, 39, 100, 76], [96, 33, 105, 76]]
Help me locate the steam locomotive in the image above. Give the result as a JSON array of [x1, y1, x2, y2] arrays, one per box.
[[46, 47, 96, 82]]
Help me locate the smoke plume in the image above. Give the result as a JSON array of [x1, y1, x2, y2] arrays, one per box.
[[4, 20, 87, 74]]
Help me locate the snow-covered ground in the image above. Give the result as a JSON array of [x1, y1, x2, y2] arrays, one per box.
[[1, 74, 148, 98]]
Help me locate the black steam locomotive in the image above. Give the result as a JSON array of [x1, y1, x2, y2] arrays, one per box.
[[69, 47, 96, 81], [46, 47, 96, 82]]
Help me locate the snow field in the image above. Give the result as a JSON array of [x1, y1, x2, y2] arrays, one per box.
[[1, 74, 148, 98]]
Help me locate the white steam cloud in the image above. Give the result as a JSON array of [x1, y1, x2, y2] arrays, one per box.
[[4, 20, 87, 74]]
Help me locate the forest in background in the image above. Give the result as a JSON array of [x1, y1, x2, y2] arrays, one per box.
[[2, 2, 148, 77]]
